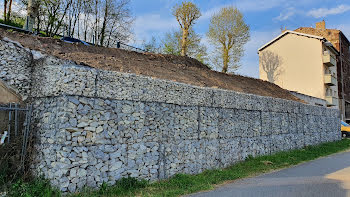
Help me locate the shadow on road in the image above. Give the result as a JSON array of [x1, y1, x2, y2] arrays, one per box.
[[190, 151, 350, 197]]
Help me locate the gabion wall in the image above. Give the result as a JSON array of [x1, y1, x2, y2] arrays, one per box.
[[0, 38, 341, 192]]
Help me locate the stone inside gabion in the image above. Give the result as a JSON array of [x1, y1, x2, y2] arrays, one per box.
[[0, 38, 341, 193]]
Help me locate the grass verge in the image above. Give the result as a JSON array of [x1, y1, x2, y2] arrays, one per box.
[[0, 18, 25, 28], [5, 139, 350, 197], [72, 139, 350, 197]]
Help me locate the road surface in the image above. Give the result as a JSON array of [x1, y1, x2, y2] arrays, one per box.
[[190, 151, 350, 197]]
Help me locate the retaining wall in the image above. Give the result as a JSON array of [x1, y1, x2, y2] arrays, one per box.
[[0, 38, 341, 193]]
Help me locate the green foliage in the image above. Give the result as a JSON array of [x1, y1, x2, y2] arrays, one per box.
[[0, 17, 25, 28], [162, 29, 209, 64], [142, 36, 162, 53], [162, 30, 181, 55], [172, 1, 201, 56], [207, 6, 250, 73], [7, 178, 60, 197], [172, 1, 201, 29], [4, 139, 350, 197], [72, 177, 148, 197]]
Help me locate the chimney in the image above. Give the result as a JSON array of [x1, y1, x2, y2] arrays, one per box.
[[281, 27, 287, 33], [316, 20, 326, 30]]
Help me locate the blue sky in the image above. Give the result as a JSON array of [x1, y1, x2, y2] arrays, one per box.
[[1, 0, 350, 78], [130, 0, 350, 78]]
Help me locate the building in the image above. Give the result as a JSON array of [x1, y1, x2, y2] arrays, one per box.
[[294, 20, 350, 121], [289, 91, 327, 107], [258, 30, 339, 109], [0, 79, 21, 104]]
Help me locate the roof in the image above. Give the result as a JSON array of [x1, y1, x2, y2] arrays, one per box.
[[295, 27, 350, 46], [258, 30, 339, 55]]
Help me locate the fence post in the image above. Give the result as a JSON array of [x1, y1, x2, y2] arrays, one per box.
[[21, 105, 32, 169], [15, 103, 18, 137], [7, 103, 12, 143]]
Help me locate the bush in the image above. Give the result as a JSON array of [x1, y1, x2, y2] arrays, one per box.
[[0, 17, 25, 28], [8, 178, 60, 197]]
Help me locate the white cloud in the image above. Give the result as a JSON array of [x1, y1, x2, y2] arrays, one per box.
[[307, 4, 350, 18], [201, 6, 223, 21], [274, 7, 296, 21], [132, 14, 178, 44], [200, 0, 287, 21], [236, 0, 286, 12]]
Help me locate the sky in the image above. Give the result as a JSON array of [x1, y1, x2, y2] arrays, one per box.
[[1, 0, 350, 78], [129, 0, 350, 78]]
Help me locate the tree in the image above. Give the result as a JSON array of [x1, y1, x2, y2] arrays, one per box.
[[3, 0, 13, 22], [162, 29, 208, 64], [207, 6, 250, 73], [39, 0, 72, 37], [172, 1, 201, 56], [259, 50, 284, 83], [23, 0, 40, 32], [21, 0, 133, 46], [142, 36, 162, 53]]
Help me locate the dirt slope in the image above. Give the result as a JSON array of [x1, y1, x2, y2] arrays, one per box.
[[0, 28, 302, 102]]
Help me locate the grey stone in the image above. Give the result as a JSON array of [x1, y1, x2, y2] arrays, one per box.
[[1, 39, 339, 193], [77, 122, 89, 128]]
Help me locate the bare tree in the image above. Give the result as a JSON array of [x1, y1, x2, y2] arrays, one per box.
[[99, 0, 132, 46], [142, 36, 162, 53], [172, 1, 201, 56], [25, 0, 133, 46], [260, 50, 284, 83], [207, 6, 250, 73], [38, 0, 72, 37]]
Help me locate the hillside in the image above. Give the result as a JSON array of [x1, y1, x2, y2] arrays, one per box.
[[0, 28, 302, 102]]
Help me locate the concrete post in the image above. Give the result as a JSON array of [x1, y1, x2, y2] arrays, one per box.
[[23, 0, 39, 32]]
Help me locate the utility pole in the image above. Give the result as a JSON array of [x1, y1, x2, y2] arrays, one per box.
[[23, 0, 39, 32]]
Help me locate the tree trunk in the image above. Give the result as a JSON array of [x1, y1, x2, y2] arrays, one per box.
[[222, 48, 229, 73], [6, 0, 13, 21], [181, 28, 189, 56], [100, 2, 108, 46], [24, 0, 39, 32], [36, 14, 40, 33], [53, 0, 72, 36], [94, 0, 99, 45], [4, 0, 8, 22], [71, 12, 79, 37], [106, 20, 117, 47], [83, 14, 88, 41]]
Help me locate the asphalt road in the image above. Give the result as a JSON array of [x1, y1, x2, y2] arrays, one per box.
[[189, 151, 350, 197]]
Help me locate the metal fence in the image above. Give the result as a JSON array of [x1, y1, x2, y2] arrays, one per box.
[[0, 103, 32, 169], [1, 23, 147, 53], [116, 41, 146, 53]]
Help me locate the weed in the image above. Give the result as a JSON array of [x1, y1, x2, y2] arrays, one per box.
[[5, 139, 350, 197]]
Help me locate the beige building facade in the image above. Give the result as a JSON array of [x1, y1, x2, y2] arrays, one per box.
[[294, 21, 350, 121], [258, 30, 339, 109], [0, 80, 22, 104]]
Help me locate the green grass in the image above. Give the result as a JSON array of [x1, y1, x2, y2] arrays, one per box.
[[0, 17, 25, 28], [6, 178, 60, 197], [5, 139, 350, 197], [72, 139, 350, 197]]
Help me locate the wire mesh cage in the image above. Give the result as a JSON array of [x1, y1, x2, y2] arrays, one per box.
[[0, 103, 32, 188]]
